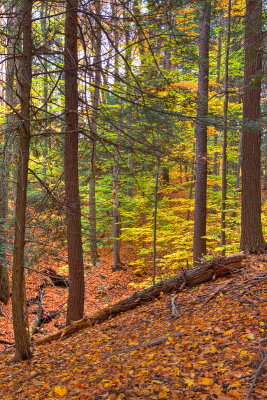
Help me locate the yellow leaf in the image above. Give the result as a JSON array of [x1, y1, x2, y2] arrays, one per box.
[[210, 384, 223, 395], [247, 333, 255, 340], [198, 377, 214, 386], [184, 378, 194, 387], [227, 389, 242, 398], [224, 329, 234, 335], [158, 391, 169, 399], [229, 380, 241, 388], [53, 385, 67, 397]]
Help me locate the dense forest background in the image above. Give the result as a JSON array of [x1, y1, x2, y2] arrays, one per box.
[[0, 0, 266, 362]]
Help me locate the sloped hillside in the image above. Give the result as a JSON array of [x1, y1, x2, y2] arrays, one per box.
[[0, 256, 267, 400]]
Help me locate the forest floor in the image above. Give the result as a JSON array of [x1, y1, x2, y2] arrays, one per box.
[[0, 252, 267, 400]]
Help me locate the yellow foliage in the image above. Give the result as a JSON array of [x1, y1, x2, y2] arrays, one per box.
[[53, 385, 67, 397], [198, 377, 214, 385]]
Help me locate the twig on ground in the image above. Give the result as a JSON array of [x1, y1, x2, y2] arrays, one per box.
[[170, 295, 179, 318], [202, 280, 233, 306], [101, 331, 184, 360], [246, 347, 267, 399], [18, 372, 41, 384]]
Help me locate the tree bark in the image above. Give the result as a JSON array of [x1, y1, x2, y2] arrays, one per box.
[[64, 0, 85, 325], [36, 252, 245, 345], [152, 158, 160, 285], [112, 145, 123, 271], [0, 1, 20, 306], [89, 0, 102, 267], [10, 0, 33, 362], [240, 0, 266, 254], [193, 1, 211, 263], [221, 0, 231, 254], [111, 2, 123, 271]]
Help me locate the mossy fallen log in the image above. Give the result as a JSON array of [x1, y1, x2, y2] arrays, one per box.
[[36, 252, 245, 345]]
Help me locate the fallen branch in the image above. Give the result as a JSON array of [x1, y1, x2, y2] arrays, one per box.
[[170, 295, 179, 318], [201, 279, 233, 306], [18, 372, 41, 384], [36, 252, 245, 345], [31, 285, 45, 335], [101, 331, 184, 360], [246, 349, 267, 399], [42, 268, 69, 287], [0, 339, 14, 346]]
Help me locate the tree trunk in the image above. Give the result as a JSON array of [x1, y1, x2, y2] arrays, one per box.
[[10, 0, 33, 363], [221, 0, 231, 255], [213, 22, 222, 177], [0, 1, 20, 305], [152, 158, 160, 285], [112, 145, 123, 271], [193, 1, 211, 263], [64, 0, 85, 325], [111, 2, 123, 271], [40, 2, 49, 185], [240, 0, 266, 254], [89, 0, 102, 267]]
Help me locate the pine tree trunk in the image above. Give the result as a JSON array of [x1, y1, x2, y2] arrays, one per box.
[[213, 23, 222, 177], [221, 0, 231, 255], [40, 2, 49, 185], [112, 146, 123, 271], [10, 0, 33, 363], [0, 2, 19, 305], [152, 159, 160, 285], [240, 0, 266, 254], [64, 0, 85, 325], [89, 0, 101, 267], [111, 1, 123, 271], [193, 1, 211, 263]]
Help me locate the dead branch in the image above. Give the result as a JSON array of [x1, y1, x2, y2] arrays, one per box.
[[202, 279, 233, 306], [246, 349, 267, 399], [31, 285, 45, 335], [101, 331, 184, 360], [18, 372, 41, 384], [170, 295, 179, 318], [42, 268, 69, 287]]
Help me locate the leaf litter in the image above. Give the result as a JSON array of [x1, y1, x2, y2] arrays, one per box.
[[0, 254, 266, 399]]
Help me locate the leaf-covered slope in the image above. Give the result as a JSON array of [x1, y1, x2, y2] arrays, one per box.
[[0, 256, 267, 400]]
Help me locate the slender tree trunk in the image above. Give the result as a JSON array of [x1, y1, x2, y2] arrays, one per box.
[[213, 24, 222, 176], [193, 1, 211, 263], [89, 142, 98, 266], [0, 2, 19, 305], [161, 167, 169, 185], [10, 0, 33, 363], [64, 0, 85, 325], [221, 0, 231, 255], [112, 144, 123, 271], [40, 2, 49, 184], [152, 158, 160, 285], [89, 0, 101, 267], [111, 1, 123, 271], [240, 0, 266, 253], [186, 159, 195, 222]]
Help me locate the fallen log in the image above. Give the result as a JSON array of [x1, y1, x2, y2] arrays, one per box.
[[36, 252, 245, 345], [31, 285, 45, 335], [42, 268, 69, 288]]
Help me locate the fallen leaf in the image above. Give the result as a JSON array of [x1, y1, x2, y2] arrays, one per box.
[[53, 385, 67, 397], [198, 377, 214, 385]]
